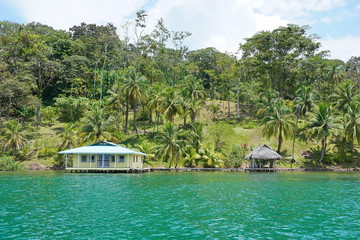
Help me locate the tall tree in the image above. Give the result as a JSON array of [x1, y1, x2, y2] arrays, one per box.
[[159, 87, 181, 123], [121, 68, 146, 136], [240, 24, 320, 97], [304, 103, 341, 163], [261, 99, 295, 153], [1, 120, 28, 156], [156, 123, 185, 168]]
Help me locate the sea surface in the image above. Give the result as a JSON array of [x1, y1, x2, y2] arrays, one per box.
[[0, 171, 359, 239]]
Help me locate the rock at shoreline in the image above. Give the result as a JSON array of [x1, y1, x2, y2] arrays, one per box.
[[28, 162, 49, 170]]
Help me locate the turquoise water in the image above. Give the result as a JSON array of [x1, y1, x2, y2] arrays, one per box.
[[0, 172, 359, 239]]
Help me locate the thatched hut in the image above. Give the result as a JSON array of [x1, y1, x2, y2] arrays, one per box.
[[245, 144, 281, 168]]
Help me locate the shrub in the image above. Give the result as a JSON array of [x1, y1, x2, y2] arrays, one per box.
[[224, 144, 248, 168], [38, 147, 57, 159], [54, 96, 89, 122], [0, 156, 25, 171]]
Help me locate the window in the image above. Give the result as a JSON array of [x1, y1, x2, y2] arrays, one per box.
[[90, 155, 95, 162], [111, 155, 116, 163], [135, 156, 138, 162], [81, 155, 87, 162], [119, 155, 125, 163]]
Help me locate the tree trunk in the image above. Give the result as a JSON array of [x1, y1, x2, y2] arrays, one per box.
[[319, 139, 326, 163], [124, 98, 129, 135], [191, 113, 195, 124], [227, 100, 231, 118], [291, 115, 299, 161], [277, 124, 283, 154], [133, 101, 138, 138], [237, 87, 240, 119], [36, 104, 41, 124]]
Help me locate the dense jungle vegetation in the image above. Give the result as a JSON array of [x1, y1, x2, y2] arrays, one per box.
[[0, 11, 359, 170]]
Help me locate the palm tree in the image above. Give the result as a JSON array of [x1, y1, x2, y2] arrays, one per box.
[[305, 103, 342, 163], [122, 68, 146, 136], [178, 92, 190, 126], [136, 141, 156, 166], [207, 103, 220, 121], [261, 99, 295, 153], [159, 87, 181, 123], [182, 75, 206, 101], [156, 123, 185, 168], [80, 105, 117, 143], [256, 89, 279, 116], [1, 120, 28, 156], [294, 85, 314, 118], [189, 123, 204, 153], [344, 103, 360, 153], [56, 124, 77, 150], [187, 98, 205, 124], [332, 82, 358, 112], [147, 85, 164, 132]]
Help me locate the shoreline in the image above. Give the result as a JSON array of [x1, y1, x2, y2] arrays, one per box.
[[15, 167, 360, 172]]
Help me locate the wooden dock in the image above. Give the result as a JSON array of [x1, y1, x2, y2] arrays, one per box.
[[244, 168, 278, 172], [64, 167, 287, 173]]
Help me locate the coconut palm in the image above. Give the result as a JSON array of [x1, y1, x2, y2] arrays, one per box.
[[107, 82, 125, 114], [294, 85, 314, 118], [80, 105, 117, 143], [344, 103, 360, 153], [1, 120, 28, 156], [261, 99, 295, 153], [147, 84, 164, 132], [305, 103, 342, 163], [256, 89, 279, 116], [189, 123, 204, 153], [159, 87, 181, 123], [201, 144, 224, 168], [56, 124, 77, 150], [182, 75, 206, 101], [332, 82, 359, 112], [187, 98, 205, 124], [207, 103, 220, 121], [156, 123, 185, 168], [122, 68, 146, 136], [136, 141, 156, 166]]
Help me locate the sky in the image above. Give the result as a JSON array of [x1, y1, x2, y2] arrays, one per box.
[[0, 0, 359, 61]]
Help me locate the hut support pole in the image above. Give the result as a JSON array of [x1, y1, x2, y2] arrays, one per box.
[[65, 154, 68, 169]]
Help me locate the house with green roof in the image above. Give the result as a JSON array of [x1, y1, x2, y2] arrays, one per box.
[[59, 140, 147, 171]]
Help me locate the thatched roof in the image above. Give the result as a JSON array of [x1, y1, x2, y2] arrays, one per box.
[[244, 144, 282, 160]]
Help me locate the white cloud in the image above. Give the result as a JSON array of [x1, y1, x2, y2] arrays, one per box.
[[320, 36, 360, 61], [11, 0, 147, 30], [146, 0, 287, 53], [254, 0, 346, 19]]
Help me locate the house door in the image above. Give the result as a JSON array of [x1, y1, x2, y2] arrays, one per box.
[[98, 154, 110, 168]]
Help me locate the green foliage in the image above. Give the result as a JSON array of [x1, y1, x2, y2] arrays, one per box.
[[38, 147, 57, 159], [54, 96, 89, 122], [0, 156, 25, 171], [41, 106, 57, 123], [1, 120, 28, 156], [224, 144, 248, 168], [1, 18, 359, 168]]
